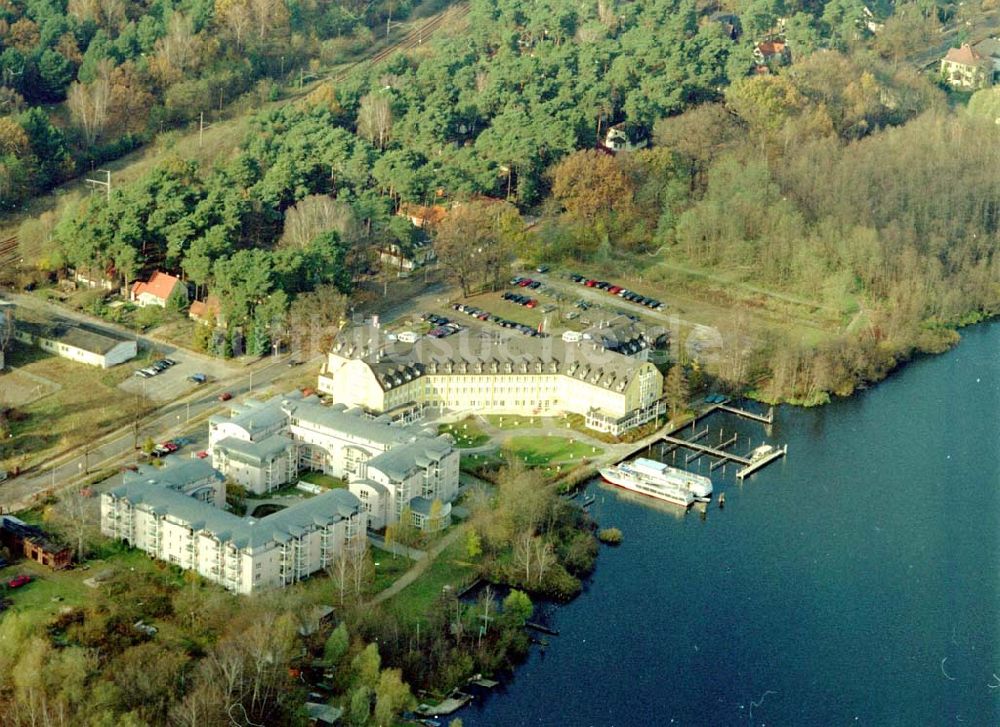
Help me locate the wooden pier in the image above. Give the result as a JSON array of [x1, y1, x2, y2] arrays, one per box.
[[662, 435, 751, 466], [686, 432, 737, 465], [736, 444, 787, 480], [717, 404, 774, 424]]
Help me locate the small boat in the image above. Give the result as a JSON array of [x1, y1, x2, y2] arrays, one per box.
[[718, 492, 726, 508], [748, 444, 776, 462]]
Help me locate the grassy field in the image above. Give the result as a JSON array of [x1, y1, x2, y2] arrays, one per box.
[[503, 436, 603, 466], [438, 418, 490, 448], [0, 545, 166, 629], [369, 546, 414, 595], [383, 539, 475, 625], [0, 345, 145, 472]]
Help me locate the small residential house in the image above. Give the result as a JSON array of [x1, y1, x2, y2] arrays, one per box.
[[397, 203, 448, 229], [378, 238, 436, 272], [72, 268, 117, 292], [754, 40, 789, 66], [14, 317, 137, 368], [189, 295, 224, 327], [941, 44, 993, 89], [603, 123, 648, 153], [130, 272, 187, 308], [0, 515, 72, 570]]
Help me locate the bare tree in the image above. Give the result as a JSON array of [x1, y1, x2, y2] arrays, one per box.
[[67, 60, 112, 145], [47, 488, 99, 562], [357, 93, 393, 150], [280, 195, 359, 249]]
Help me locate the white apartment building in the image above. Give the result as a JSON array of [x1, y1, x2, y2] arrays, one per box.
[[101, 483, 365, 594], [318, 325, 665, 435], [208, 392, 460, 529]]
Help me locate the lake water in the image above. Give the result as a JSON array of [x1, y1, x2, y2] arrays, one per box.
[[458, 321, 999, 726]]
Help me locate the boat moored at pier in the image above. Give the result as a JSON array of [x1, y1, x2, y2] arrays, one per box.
[[599, 457, 710, 507]]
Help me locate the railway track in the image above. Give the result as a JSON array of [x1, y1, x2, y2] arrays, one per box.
[[0, 236, 18, 269], [326, 2, 470, 84]]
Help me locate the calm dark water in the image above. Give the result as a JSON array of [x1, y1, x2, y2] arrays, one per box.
[[459, 322, 1000, 726]]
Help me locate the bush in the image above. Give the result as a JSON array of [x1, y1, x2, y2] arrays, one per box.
[[598, 527, 623, 545]]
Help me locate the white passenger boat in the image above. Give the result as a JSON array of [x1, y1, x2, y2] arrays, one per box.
[[599, 457, 712, 507]]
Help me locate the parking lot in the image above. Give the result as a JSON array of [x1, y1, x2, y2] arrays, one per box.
[[118, 352, 238, 403]]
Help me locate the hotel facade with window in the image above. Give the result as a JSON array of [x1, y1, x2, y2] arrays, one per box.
[[318, 322, 665, 435]]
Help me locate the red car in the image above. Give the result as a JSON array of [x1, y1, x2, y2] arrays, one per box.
[[585, 279, 598, 287], [608, 285, 622, 294], [518, 279, 532, 287], [218, 392, 233, 401], [195, 450, 209, 459], [8, 575, 31, 589], [525, 299, 537, 308], [160, 441, 179, 453]]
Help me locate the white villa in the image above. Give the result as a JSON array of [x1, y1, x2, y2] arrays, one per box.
[[318, 324, 664, 435], [208, 391, 459, 531]]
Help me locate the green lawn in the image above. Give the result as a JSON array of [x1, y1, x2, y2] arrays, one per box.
[[438, 418, 491, 448], [503, 435, 603, 466], [369, 546, 413, 595], [296, 472, 347, 490], [384, 540, 476, 625], [484, 414, 546, 430]]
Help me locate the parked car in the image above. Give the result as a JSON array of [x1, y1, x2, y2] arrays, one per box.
[[189, 373, 207, 383], [218, 392, 232, 401], [0, 470, 8, 482], [133, 370, 151, 378], [8, 575, 32, 589], [160, 441, 179, 453], [195, 451, 209, 459], [536, 265, 550, 273]]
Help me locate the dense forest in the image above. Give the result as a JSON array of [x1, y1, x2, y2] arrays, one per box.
[[0, 0, 420, 208], [13, 0, 1000, 396]]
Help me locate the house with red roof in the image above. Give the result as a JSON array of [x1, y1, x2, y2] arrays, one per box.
[[130, 272, 187, 308], [941, 44, 992, 89], [189, 295, 224, 326]]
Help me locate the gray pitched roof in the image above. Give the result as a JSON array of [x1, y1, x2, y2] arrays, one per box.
[[286, 397, 420, 446], [107, 483, 361, 550], [16, 318, 132, 355], [215, 434, 294, 465], [366, 435, 453, 482], [123, 459, 221, 491], [212, 396, 291, 439]]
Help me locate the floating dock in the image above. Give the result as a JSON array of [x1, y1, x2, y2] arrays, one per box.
[[736, 444, 788, 480]]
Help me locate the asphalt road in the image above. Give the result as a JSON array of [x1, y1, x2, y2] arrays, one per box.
[[0, 353, 304, 511]]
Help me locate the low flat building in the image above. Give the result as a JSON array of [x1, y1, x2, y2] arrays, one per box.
[[318, 326, 664, 435], [101, 482, 365, 594], [14, 317, 137, 368]]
